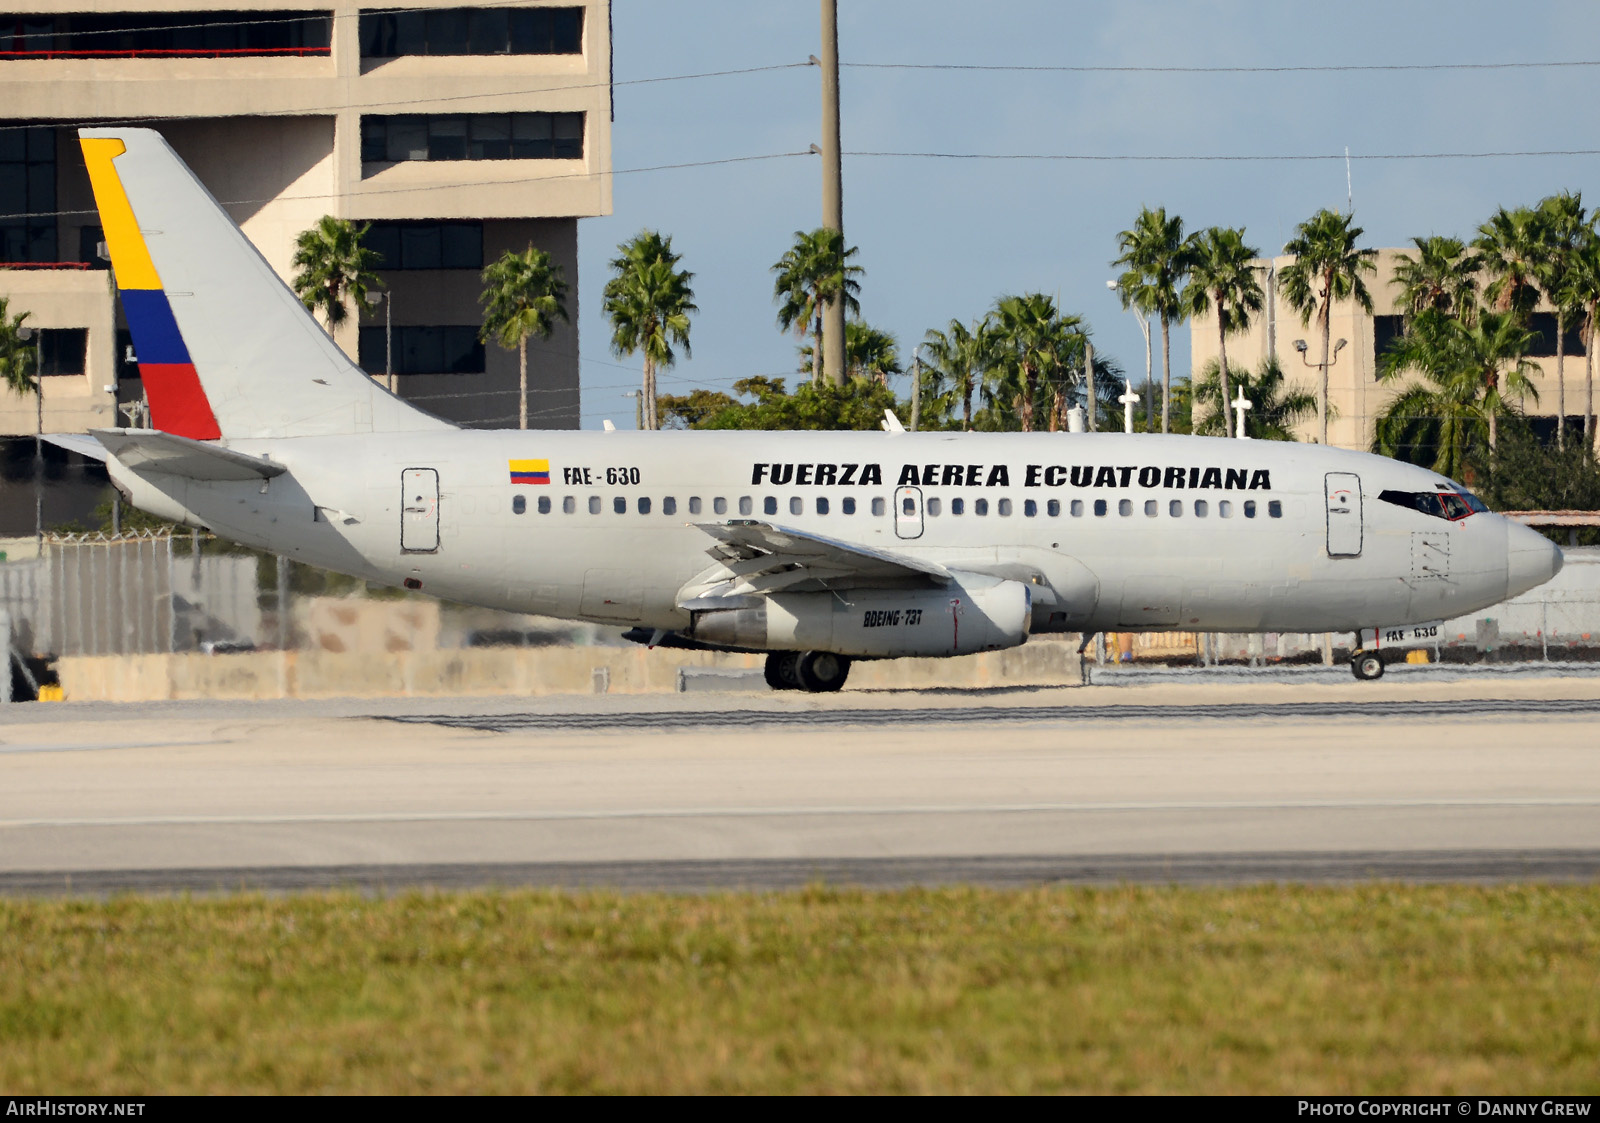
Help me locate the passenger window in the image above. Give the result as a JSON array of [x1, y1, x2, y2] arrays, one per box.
[[998, 498, 1013, 516], [1219, 500, 1232, 518], [1194, 499, 1208, 518], [1169, 499, 1182, 518], [871, 497, 886, 517], [902, 496, 915, 516], [688, 496, 700, 515], [714, 497, 727, 515], [662, 497, 677, 516], [613, 497, 626, 515], [817, 497, 830, 515], [1268, 500, 1283, 518], [1024, 500, 1036, 517], [638, 497, 651, 515], [1047, 499, 1060, 517], [1118, 499, 1133, 516], [926, 497, 940, 516], [843, 497, 857, 515], [563, 496, 575, 514], [1244, 500, 1257, 518], [1093, 499, 1107, 517], [951, 497, 964, 515], [588, 496, 601, 515], [791, 497, 803, 516], [512, 495, 526, 514], [763, 496, 777, 516], [738, 497, 752, 516], [1071, 499, 1084, 517], [975, 498, 989, 516], [537, 495, 551, 514], [1144, 500, 1158, 517]]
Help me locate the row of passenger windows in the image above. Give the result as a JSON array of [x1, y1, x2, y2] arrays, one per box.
[[510, 494, 1284, 520]]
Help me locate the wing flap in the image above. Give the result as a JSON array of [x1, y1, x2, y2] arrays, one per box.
[[90, 427, 286, 481], [685, 519, 950, 600]]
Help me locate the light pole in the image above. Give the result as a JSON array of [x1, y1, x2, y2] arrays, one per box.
[[1107, 279, 1153, 431], [16, 326, 41, 551], [364, 291, 392, 393], [1294, 336, 1347, 445]]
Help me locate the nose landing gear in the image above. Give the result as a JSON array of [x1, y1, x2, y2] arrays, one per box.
[[764, 651, 851, 693]]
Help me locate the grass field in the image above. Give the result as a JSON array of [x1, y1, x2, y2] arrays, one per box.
[[2, 884, 1598, 1094]]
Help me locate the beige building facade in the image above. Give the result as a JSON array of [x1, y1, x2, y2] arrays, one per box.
[[0, 0, 612, 459], [1190, 248, 1596, 453]]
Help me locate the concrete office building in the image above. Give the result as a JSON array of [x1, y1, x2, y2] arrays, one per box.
[[1191, 248, 1595, 452], [0, 0, 612, 466]]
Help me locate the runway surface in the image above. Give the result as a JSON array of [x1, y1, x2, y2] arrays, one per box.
[[3, 676, 1598, 893]]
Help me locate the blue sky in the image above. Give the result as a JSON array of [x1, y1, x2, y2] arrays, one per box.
[[573, 0, 1600, 428]]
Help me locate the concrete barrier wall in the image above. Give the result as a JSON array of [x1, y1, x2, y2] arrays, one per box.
[[57, 640, 1084, 702]]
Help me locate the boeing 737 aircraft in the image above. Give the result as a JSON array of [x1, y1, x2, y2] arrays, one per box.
[[49, 129, 1565, 691]]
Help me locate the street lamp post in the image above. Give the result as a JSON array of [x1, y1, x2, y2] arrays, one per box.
[[16, 326, 41, 550], [1107, 279, 1153, 431], [365, 291, 392, 394], [1293, 336, 1347, 445]]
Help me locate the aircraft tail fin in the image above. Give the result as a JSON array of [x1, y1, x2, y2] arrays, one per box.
[[77, 128, 451, 441]]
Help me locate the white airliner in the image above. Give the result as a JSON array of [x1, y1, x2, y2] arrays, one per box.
[[50, 129, 1564, 691]]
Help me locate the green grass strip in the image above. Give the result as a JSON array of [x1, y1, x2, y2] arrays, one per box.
[[3, 884, 1599, 1094]]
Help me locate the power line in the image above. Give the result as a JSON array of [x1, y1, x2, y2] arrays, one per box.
[[843, 59, 1600, 76], [846, 148, 1600, 164]]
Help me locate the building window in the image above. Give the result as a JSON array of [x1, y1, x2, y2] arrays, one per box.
[[360, 7, 582, 58], [35, 328, 87, 375], [0, 125, 55, 264], [359, 326, 484, 375], [1372, 314, 1405, 372], [1526, 312, 1587, 358], [361, 113, 584, 164], [363, 222, 482, 270], [0, 11, 331, 59]]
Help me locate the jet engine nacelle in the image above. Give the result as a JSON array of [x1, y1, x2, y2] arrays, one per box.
[[690, 577, 1032, 657]]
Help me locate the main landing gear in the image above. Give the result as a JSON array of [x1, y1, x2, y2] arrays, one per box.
[[764, 651, 851, 693], [1350, 650, 1385, 681]]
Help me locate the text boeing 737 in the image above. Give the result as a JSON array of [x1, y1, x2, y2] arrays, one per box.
[[51, 129, 1564, 692]]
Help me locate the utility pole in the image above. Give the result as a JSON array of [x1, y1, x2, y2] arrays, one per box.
[[819, 0, 845, 387]]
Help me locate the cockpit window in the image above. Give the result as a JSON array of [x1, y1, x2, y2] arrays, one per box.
[[1379, 487, 1484, 522]]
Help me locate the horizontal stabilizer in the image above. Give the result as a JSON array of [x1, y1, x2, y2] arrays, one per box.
[[91, 428, 286, 481], [42, 433, 110, 462]]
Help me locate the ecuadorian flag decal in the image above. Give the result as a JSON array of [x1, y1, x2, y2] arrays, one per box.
[[509, 459, 551, 485]]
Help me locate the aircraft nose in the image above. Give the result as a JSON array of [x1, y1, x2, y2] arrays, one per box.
[[1506, 522, 1563, 597]]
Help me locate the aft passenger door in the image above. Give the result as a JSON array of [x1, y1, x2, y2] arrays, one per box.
[[1325, 472, 1362, 558], [894, 486, 924, 539], [401, 468, 440, 553]]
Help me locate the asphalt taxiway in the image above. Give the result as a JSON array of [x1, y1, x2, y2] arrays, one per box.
[[3, 675, 1598, 894]]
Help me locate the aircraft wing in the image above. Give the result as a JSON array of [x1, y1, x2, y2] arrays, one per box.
[[89, 428, 286, 481], [686, 519, 951, 599]]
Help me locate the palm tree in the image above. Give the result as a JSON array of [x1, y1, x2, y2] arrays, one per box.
[[988, 293, 1069, 433], [602, 230, 696, 431], [844, 320, 900, 385], [922, 318, 991, 430], [1183, 227, 1264, 432], [1192, 357, 1318, 440], [479, 247, 570, 430], [1536, 192, 1586, 449], [1280, 208, 1377, 445], [0, 296, 34, 401], [1570, 226, 1600, 448], [772, 229, 862, 386], [1112, 205, 1190, 433], [1474, 206, 1546, 325], [291, 216, 381, 334], [1391, 235, 1480, 322], [1376, 308, 1539, 473]]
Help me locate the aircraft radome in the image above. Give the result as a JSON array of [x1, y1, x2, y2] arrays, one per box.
[[47, 129, 1565, 692]]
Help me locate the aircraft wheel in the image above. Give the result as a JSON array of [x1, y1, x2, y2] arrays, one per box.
[[764, 652, 803, 691], [1351, 651, 1385, 681], [796, 651, 851, 693]]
